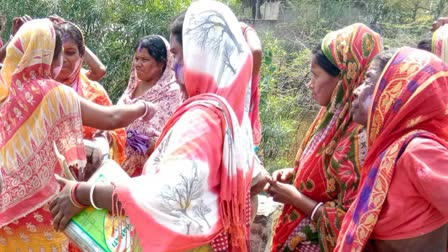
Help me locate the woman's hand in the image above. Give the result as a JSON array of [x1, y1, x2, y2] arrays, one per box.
[[50, 175, 85, 231], [49, 15, 66, 24], [271, 167, 294, 183], [138, 100, 157, 121], [265, 176, 301, 206], [12, 15, 32, 35]]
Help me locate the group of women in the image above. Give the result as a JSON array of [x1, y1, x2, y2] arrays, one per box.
[[1, 0, 448, 251]]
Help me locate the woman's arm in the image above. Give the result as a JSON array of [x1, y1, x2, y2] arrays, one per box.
[[84, 46, 107, 81], [0, 15, 32, 62], [80, 96, 156, 130]]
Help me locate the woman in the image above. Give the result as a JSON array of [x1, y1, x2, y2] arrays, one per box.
[[55, 21, 126, 164], [0, 19, 154, 251], [336, 47, 448, 252], [118, 35, 182, 177], [417, 24, 448, 64], [50, 1, 261, 251], [266, 23, 382, 251]]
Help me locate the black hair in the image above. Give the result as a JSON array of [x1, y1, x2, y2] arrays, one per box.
[[60, 22, 85, 56], [372, 48, 397, 72], [53, 24, 63, 61], [312, 44, 340, 77], [135, 35, 167, 70], [170, 11, 185, 46], [417, 37, 432, 52]]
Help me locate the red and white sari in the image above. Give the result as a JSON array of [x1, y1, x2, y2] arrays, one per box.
[[114, 1, 257, 251]]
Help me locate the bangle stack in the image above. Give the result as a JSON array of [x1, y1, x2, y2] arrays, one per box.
[[89, 183, 103, 210], [310, 202, 324, 221], [69, 183, 87, 208]]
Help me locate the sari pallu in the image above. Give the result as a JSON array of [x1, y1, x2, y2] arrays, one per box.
[[271, 23, 382, 252], [335, 47, 448, 252], [114, 1, 255, 251], [0, 19, 86, 251]]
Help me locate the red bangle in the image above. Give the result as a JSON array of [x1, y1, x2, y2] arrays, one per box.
[[70, 183, 87, 208]]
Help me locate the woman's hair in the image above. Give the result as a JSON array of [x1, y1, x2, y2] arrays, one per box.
[[312, 44, 340, 77], [170, 11, 185, 46], [417, 37, 432, 52], [59, 22, 85, 56], [372, 48, 397, 73], [53, 24, 63, 61], [135, 35, 167, 70]]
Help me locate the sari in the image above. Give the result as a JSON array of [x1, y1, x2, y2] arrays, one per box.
[[114, 1, 256, 251], [118, 36, 182, 177], [432, 24, 448, 63], [59, 23, 126, 164], [335, 47, 448, 251], [0, 19, 86, 251], [271, 23, 382, 252]]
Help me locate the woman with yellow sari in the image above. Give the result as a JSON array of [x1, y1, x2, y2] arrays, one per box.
[[266, 24, 382, 251], [0, 19, 155, 251]]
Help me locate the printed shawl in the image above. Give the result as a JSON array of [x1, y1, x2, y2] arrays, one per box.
[[115, 1, 255, 251], [271, 23, 382, 252], [432, 24, 448, 63], [0, 19, 85, 227], [335, 47, 448, 251], [118, 35, 182, 176]]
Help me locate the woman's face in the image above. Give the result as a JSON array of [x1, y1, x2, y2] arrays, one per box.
[[56, 39, 83, 83], [351, 60, 382, 126], [133, 47, 164, 83], [308, 55, 340, 106], [50, 51, 64, 79], [170, 33, 184, 85]]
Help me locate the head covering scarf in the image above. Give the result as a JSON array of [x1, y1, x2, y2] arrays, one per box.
[[114, 1, 255, 251], [335, 47, 448, 252], [57, 22, 127, 165], [271, 23, 383, 252], [118, 35, 182, 176], [0, 18, 85, 228], [432, 24, 448, 63]]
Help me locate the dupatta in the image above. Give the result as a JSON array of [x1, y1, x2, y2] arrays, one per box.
[[114, 1, 255, 251], [271, 23, 382, 251], [0, 19, 85, 226], [335, 47, 448, 251]]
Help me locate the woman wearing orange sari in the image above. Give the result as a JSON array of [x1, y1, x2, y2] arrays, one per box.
[[336, 47, 448, 252], [266, 24, 382, 251], [50, 1, 262, 251], [54, 21, 126, 164]]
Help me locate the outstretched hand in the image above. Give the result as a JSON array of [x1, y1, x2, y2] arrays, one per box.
[[49, 15, 66, 24], [50, 174, 84, 232], [264, 176, 300, 206]]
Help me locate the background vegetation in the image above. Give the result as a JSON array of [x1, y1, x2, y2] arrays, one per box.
[[1, 0, 446, 170]]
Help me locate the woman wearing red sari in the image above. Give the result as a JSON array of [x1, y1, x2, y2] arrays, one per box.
[[266, 23, 382, 251], [336, 47, 448, 251], [50, 1, 262, 251]]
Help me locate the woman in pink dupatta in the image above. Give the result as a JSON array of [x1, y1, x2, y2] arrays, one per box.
[[50, 1, 261, 251], [118, 35, 182, 177]]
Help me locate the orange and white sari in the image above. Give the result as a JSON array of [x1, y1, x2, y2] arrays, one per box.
[[0, 19, 86, 251]]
